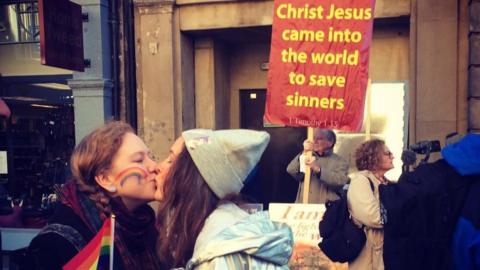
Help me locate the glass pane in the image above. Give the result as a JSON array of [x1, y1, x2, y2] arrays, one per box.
[[0, 80, 75, 229], [0, 2, 40, 44]]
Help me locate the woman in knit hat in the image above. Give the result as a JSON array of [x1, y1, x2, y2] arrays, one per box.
[[28, 121, 162, 270], [156, 129, 293, 270]]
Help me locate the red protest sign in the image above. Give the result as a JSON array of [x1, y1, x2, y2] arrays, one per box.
[[264, 0, 375, 131]]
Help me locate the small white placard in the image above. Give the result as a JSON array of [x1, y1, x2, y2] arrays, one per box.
[[0, 151, 7, 174], [270, 203, 346, 270], [269, 203, 325, 245]]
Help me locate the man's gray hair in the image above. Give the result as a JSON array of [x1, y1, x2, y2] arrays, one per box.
[[315, 128, 336, 155]]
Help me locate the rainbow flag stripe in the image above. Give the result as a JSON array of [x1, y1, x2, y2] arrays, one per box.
[[63, 217, 113, 270]]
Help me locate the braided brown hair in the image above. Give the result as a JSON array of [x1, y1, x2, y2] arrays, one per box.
[[70, 121, 134, 220], [355, 139, 386, 171]]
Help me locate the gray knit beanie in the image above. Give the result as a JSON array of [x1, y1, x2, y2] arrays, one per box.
[[182, 129, 270, 199]]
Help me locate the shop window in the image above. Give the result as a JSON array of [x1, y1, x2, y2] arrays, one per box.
[[0, 75, 74, 229]]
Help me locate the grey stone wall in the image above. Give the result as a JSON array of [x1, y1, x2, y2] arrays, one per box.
[[470, 0, 480, 132], [468, 0, 480, 133], [68, 0, 113, 143]]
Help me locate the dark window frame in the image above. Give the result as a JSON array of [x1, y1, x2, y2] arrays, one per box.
[[0, 0, 40, 45]]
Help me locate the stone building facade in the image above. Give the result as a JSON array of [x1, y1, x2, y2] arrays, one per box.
[[470, 0, 480, 132], [131, 0, 473, 161]]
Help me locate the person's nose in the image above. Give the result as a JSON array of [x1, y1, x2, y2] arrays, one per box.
[[145, 157, 159, 174]]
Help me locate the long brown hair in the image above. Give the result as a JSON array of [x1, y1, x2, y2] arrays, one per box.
[[70, 121, 134, 219], [156, 146, 219, 268]]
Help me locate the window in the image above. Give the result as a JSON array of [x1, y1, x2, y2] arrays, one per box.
[[335, 82, 408, 181], [0, 0, 39, 44]]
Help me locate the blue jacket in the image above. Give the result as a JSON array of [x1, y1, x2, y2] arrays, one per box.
[[443, 134, 480, 270], [185, 203, 293, 270], [442, 134, 480, 176]]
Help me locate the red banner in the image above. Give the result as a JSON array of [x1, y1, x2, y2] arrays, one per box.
[[264, 0, 375, 131]]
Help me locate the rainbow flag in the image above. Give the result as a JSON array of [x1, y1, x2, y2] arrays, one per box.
[[63, 216, 115, 270]]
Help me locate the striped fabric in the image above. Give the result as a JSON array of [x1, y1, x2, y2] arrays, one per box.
[[63, 217, 113, 270]]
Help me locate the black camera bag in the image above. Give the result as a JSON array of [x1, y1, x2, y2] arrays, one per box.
[[319, 178, 374, 263]]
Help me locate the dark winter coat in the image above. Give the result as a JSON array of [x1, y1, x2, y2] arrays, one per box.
[[27, 203, 125, 270], [379, 159, 472, 270], [452, 179, 480, 270], [446, 134, 480, 270]]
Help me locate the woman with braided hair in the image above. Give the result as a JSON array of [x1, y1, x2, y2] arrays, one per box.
[[28, 121, 162, 270]]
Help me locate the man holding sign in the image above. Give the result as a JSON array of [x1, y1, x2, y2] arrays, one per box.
[[266, 0, 374, 268], [287, 128, 349, 204]]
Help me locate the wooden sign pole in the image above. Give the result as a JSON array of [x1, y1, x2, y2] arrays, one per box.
[[302, 127, 314, 203], [365, 79, 372, 140]]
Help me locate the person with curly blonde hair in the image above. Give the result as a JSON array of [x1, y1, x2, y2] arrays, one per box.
[[28, 121, 162, 270], [347, 139, 394, 270]]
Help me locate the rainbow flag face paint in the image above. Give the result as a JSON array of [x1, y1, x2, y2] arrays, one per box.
[[114, 166, 148, 187]]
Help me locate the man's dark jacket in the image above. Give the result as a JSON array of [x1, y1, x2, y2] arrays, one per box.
[[379, 134, 480, 270], [380, 160, 472, 270], [26, 204, 124, 270]]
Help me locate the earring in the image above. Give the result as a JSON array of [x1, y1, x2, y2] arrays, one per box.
[[106, 185, 117, 193]]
